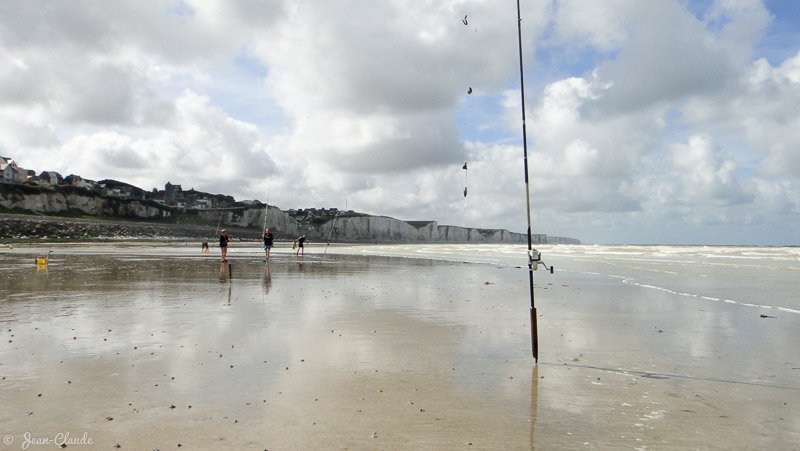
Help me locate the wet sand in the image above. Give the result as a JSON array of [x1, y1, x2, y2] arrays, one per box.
[[1, 243, 798, 449]]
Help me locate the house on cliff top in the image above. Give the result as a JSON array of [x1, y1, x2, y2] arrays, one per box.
[[37, 171, 64, 185], [64, 174, 97, 190], [151, 182, 234, 209], [0, 156, 14, 170], [1, 156, 31, 184], [98, 179, 147, 199]]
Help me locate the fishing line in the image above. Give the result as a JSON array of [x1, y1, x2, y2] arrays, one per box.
[[214, 209, 225, 248], [263, 164, 275, 232], [323, 206, 342, 256]]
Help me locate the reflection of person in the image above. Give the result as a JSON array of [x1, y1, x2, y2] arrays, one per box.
[[220, 262, 232, 304], [219, 229, 230, 262], [295, 234, 307, 256], [262, 264, 271, 295], [262, 228, 274, 261]]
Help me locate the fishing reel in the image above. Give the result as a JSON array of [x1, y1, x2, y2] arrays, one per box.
[[529, 249, 554, 274]]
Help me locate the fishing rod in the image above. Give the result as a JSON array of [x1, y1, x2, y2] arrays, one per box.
[[214, 209, 225, 245], [263, 166, 273, 231], [516, 0, 553, 362], [323, 208, 342, 256]]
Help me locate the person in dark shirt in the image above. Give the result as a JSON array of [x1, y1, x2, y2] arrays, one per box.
[[262, 228, 274, 261], [295, 234, 307, 256], [219, 229, 229, 262]]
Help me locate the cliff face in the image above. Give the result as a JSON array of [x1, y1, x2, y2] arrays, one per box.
[[0, 184, 580, 244], [0, 186, 172, 220], [317, 216, 571, 244], [197, 206, 300, 236]]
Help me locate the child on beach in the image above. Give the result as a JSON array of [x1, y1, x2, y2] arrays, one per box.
[[262, 228, 274, 261], [219, 229, 229, 262]]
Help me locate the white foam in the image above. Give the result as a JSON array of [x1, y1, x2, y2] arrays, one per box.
[[617, 271, 798, 315]]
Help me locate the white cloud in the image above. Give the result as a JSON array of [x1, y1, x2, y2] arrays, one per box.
[[1, 0, 798, 245], [15, 90, 273, 196], [248, 0, 550, 176], [550, 0, 632, 51], [668, 134, 752, 206]]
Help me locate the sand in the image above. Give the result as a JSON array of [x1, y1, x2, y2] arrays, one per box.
[[1, 242, 798, 450]]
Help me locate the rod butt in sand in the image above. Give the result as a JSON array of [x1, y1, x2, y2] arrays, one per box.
[[530, 307, 539, 361]]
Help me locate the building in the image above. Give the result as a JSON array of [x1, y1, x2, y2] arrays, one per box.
[[0, 156, 14, 171], [1, 157, 30, 184], [64, 174, 97, 190], [164, 182, 182, 204], [98, 179, 147, 199], [38, 171, 64, 185]]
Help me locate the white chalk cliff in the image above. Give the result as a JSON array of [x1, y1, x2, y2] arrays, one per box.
[[0, 185, 579, 244]]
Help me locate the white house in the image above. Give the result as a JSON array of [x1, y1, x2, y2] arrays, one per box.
[[1, 156, 29, 184]]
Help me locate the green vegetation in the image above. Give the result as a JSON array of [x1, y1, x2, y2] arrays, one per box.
[[1, 182, 101, 198], [477, 228, 502, 237], [405, 220, 434, 229], [54, 184, 101, 197], [169, 210, 215, 226], [0, 205, 33, 215]]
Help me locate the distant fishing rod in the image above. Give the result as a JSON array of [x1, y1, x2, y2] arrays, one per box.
[[517, 0, 553, 362], [263, 165, 274, 232], [215, 210, 225, 238], [323, 208, 342, 256]]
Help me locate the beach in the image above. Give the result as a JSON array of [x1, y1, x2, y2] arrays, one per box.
[[1, 242, 798, 449]]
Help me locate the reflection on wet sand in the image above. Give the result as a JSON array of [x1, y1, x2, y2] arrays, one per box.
[[1, 249, 541, 448], [219, 262, 232, 304], [218, 262, 229, 282], [530, 365, 538, 449], [262, 264, 271, 295], [1, 244, 798, 449]]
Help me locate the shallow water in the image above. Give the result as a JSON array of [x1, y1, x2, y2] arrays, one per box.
[[1, 243, 798, 449], [331, 243, 800, 314]]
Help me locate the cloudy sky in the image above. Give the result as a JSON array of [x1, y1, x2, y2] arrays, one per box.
[[1, 0, 798, 245]]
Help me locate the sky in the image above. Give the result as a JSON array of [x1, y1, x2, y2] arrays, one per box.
[[1, 0, 799, 245]]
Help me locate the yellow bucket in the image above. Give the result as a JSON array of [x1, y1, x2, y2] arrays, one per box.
[[36, 251, 52, 266]]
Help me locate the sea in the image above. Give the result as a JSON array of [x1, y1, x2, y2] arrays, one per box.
[[328, 243, 800, 315]]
